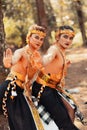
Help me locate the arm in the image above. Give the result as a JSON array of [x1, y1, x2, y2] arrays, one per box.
[[11, 48, 23, 64], [42, 45, 57, 65]]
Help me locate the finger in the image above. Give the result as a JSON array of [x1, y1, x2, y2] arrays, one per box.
[[6, 48, 10, 55], [6, 48, 12, 57], [3, 51, 6, 58], [7, 48, 13, 55]]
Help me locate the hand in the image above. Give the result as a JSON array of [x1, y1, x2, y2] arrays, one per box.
[[66, 59, 71, 67], [3, 48, 13, 68]]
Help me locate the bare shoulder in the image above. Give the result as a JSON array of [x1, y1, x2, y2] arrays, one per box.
[[47, 44, 57, 52], [14, 46, 26, 56], [49, 44, 60, 54]]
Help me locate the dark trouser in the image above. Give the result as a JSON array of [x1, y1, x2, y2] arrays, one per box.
[[0, 80, 37, 130], [32, 81, 79, 130]]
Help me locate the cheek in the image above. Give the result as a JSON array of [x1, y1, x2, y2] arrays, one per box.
[[40, 41, 44, 46], [40, 40, 43, 44], [30, 38, 36, 44], [61, 38, 66, 42], [29, 37, 33, 43], [59, 39, 64, 44], [70, 40, 73, 44], [29, 39, 35, 47]]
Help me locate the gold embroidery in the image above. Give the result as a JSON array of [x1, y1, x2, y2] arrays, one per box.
[[24, 84, 45, 130], [29, 30, 46, 37], [56, 29, 75, 38]]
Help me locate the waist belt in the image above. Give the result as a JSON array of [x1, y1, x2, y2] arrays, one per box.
[[3, 71, 25, 117], [6, 71, 25, 89], [36, 71, 60, 89]]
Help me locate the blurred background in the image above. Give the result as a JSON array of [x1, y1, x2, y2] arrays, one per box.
[[0, 0, 87, 53]]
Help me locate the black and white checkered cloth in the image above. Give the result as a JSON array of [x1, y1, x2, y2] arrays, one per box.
[[32, 89, 78, 125], [32, 96, 52, 124]]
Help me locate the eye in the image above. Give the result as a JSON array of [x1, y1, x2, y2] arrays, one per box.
[[69, 37, 73, 40], [63, 35, 68, 39], [34, 35, 39, 40], [40, 38, 44, 41]]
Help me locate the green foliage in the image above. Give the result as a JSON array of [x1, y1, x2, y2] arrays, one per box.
[[1, 0, 87, 48], [2, 0, 35, 47], [4, 17, 22, 46], [4, 17, 19, 38]]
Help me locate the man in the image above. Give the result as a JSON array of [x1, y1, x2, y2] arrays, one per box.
[[2, 25, 81, 129], [32, 25, 80, 130], [0, 24, 47, 130]]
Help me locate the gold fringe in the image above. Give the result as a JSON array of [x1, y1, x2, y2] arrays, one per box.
[[24, 85, 45, 130]]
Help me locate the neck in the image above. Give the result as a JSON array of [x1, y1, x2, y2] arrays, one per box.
[[56, 42, 65, 55], [28, 44, 36, 53]]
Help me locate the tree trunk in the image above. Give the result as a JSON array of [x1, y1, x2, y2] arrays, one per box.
[[73, 0, 87, 46], [0, 0, 6, 71], [35, 0, 49, 52], [35, 0, 47, 27]]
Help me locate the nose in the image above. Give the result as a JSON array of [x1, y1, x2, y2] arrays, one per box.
[[67, 38, 70, 42], [67, 37, 72, 42], [38, 38, 43, 44], [37, 39, 42, 44]]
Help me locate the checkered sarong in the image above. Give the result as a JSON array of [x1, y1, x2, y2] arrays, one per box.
[[32, 96, 52, 124], [32, 90, 77, 125]]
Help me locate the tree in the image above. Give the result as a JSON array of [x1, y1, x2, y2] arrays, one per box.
[[2, 0, 35, 47], [35, 0, 47, 27], [73, 0, 87, 46], [35, 0, 49, 52], [0, 0, 6, 71]]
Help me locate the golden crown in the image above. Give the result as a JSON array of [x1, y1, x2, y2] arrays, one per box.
[[29, 29, 46, 37], [26, 29, 46, 44], [56, 29, 75, 39]]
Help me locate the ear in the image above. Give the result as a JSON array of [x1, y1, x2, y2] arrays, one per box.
[[56, 37, 59, 42]]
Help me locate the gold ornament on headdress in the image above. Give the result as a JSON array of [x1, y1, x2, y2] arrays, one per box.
[[26, 29, 46, 44], [30, 30, 46, 37], [55, 29, 75, 39]]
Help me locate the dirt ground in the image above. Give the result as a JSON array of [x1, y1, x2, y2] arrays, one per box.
[[65, 47, 87, 130], [0, 47, 87, 130]]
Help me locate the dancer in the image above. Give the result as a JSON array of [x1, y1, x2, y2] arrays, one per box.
[[32, 25, 80, 130], [0, 24, 47, 130]]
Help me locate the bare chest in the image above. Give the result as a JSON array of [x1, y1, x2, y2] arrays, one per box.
[[44, 55, 64, 73]]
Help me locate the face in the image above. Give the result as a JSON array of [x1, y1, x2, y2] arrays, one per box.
[[58, 33, 74, 49], [29, 33, 45, 51]]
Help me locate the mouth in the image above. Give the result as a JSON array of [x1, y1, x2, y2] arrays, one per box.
[[36, 44, 41, 48], [65, 43, 69, 46], [36, 44, 40, 46]]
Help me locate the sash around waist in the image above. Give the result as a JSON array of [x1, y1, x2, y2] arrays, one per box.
[[6, 71, 25, 89], [36, 71, 61, 89]]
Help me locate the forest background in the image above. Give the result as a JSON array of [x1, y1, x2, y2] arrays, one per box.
[[0, 0, 87, 130], [0, 0, 87, 56]]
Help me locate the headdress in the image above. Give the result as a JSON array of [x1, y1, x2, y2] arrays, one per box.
[[55, 29, 75, 39], [30, 30, 46, 37], [26, 29, 46, 44]]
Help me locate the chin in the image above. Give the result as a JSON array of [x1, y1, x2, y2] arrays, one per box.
[[35, 47, 40, 50], [65, 45, 70, 48]]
